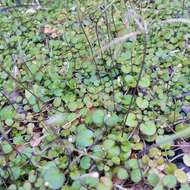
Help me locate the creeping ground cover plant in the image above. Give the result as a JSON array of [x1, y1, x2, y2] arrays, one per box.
[[1, 0, 190, 189]]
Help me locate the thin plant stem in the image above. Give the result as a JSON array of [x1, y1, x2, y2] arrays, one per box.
[[94, 20, 108, 92], [104, 3, 117, 109], [122, 32, 148, 136], [111, 6, 117, 33], [76, 2, 102, 82], [0, 62, 65, 114], [0, 63, 41, 105], [0, 90, 17, 110], [169, 153, 184, 162]]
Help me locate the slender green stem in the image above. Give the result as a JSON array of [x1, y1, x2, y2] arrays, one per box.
[[0, 62, 64, 114], [0, 63, 42, 103], [104, 3, 117, 110], [122, 32, 148, 136], [76, 2, 102, 81]]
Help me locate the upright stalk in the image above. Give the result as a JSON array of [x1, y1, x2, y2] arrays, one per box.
[[122, 32, 148, 136]]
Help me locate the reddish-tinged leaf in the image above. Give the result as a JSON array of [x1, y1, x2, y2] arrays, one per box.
[[30, 133, 42, 147], [42, 26, 60, 38]]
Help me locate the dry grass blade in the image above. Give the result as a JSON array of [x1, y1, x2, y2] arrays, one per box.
[[100, 31, 141, 52], [160, 18, 190, 25], [97, 8, 148, 56]]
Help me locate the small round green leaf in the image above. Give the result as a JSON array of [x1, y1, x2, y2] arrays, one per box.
[[76, 129, 94, 148], [136, 97, 149, 110], [139, 76, 150, 88], [92, 110, 105, 126], [153, 184, 164, 190], [162, 174, 176, 188], [42, 162, 65, 189], [174, 169, 187, 183], [140, 121, 156, 136], [2, 142, 13, 154], [180, 184, 190, 190], [80, 156, 91, 170], [5, 118, 14, 126], [147, 172, 160, 186], [117, 168, 128, 180], [125, 113, 138, 127], [104, 113, 119, 127], [131, 169, 141, 183], [53, 97, 62, 107]]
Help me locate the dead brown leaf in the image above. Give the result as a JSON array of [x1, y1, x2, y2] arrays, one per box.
[[30, 133, 42, 147], [15, 144, 26, 153], [41, 26, 60, 38]]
